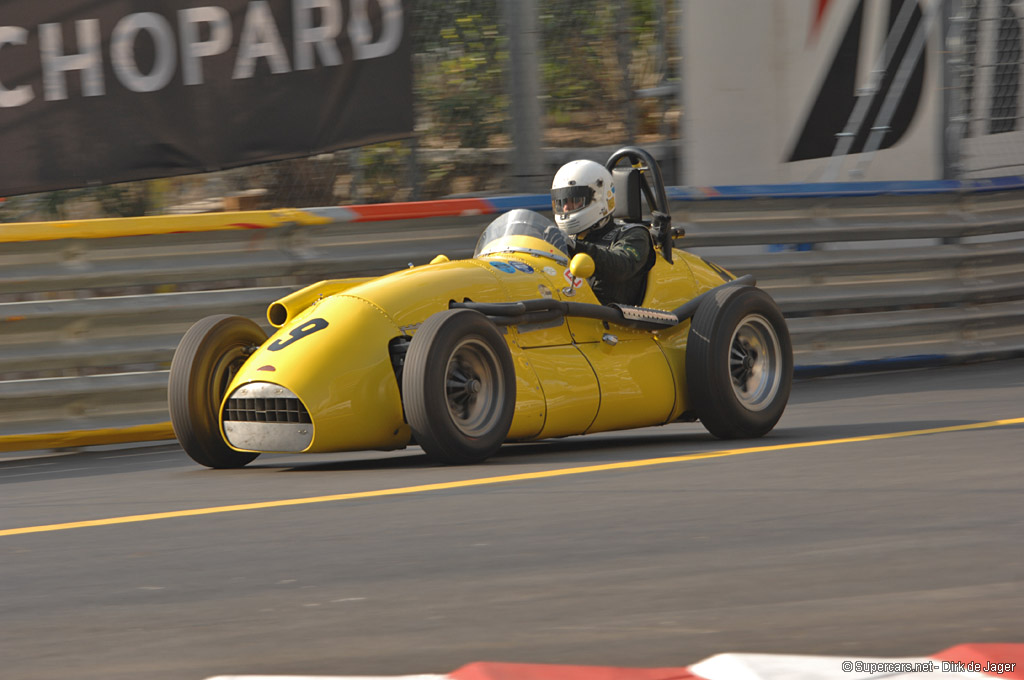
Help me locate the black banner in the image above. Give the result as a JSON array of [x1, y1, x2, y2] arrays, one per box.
[[0, 0, 413, 195]]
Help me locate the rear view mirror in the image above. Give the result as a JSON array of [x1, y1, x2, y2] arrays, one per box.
[[569, 253, 595, 280]]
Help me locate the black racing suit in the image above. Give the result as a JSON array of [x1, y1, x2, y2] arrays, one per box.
[[571, 220, 656, 306]]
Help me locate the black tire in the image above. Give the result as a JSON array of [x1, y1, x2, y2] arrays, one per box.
[[686, 286, 793, 439], [168, 315, 267, 468], [402, 309, 516, 464]]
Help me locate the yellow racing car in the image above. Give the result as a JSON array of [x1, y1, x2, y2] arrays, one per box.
[[169, 148, 792, 467]]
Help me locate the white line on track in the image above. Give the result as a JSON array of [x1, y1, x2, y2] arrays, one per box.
[[99, 451, 176, 459], [4, 467, 92, 478], [4, 416, 1022, 538]]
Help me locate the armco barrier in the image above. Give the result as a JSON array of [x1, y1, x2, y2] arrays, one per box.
[[2, 184, 1023, 453]]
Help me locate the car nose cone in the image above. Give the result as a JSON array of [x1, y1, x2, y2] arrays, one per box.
[[221, 382, 314, 453]]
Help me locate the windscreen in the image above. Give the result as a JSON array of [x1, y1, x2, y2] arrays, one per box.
[[473, 209, 569, 261]]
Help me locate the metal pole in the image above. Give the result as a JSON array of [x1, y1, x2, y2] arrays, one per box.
[[502, 0, 545, 193], [676, 0, 687, 186], [942, 0, 965, 179], [617, 2, 637, 143], [407, 136, 420, 201]]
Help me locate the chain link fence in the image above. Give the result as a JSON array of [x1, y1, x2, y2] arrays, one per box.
[[0, 0, 679, 222], [948, 0, 1024, 177], [8, 0, 1024, 222]]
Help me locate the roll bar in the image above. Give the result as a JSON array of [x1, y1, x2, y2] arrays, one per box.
[[604, 146, 676, 264]]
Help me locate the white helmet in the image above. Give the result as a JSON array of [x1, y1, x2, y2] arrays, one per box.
[[551, 160, 616, 235]]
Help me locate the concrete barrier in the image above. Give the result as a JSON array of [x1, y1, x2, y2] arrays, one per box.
[[2, 184, 1022, 453]]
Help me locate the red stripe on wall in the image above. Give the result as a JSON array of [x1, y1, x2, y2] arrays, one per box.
[[346, 199, 494, 222]]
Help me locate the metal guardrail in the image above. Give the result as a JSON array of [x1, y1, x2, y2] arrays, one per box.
[[2, 189, 1023, 453]]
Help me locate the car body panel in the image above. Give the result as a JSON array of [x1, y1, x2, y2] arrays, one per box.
[[268, 277, 376, 327], [345, 259, 506, 332], [506, 349, 549, 440], [653, 319, 694, 422], [578, 339, 677, 433], [217, 214, 739, 456], [222, 294, 408, 454], [487, 255, 576, 349], [643, 250, 714, 422], [644, 250, 703, 309], [520, 345, 601, 439]]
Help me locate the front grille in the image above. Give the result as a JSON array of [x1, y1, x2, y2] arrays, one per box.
[[224, 397, 312, 424]]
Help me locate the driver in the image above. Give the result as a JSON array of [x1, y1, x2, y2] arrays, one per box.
[[550, 159, 655, 306]]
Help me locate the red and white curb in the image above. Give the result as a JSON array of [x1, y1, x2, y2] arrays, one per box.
[[205, 643, 1021, 680]]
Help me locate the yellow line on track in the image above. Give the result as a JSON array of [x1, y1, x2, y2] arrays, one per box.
[[2, 417, 1022, 538]]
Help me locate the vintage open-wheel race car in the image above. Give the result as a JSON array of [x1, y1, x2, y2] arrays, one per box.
[[168, 147, 793, 468]]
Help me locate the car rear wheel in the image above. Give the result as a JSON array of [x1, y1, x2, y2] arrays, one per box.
[[686, 286, 792, 439], [402, 309, 516, 464], [168, 315, 267, 468]]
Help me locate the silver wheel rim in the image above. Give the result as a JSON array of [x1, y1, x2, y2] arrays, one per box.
[[445, 338, 503, 437], [729, 314, 782, 411]]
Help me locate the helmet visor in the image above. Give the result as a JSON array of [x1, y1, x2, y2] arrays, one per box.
[[552, 185, 595, 215]]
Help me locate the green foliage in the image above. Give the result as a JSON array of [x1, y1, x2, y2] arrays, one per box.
[[262, 157, 338, 208], [10, 1, 673, 213], [414, 0, 505, 148], [354, 142, 413, 202], [540, 0, 661, 117], [93, 183, 154, 218], [539, 4, 611, 116]]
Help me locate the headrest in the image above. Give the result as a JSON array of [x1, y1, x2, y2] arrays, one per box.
[[611, 167, 642, 222]]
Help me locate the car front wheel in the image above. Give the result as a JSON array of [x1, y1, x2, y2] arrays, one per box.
[[168, 315, 267, 468], [402, 309, 516, 464]]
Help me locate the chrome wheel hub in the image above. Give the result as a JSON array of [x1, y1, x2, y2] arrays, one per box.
[[445, 338, 503, 436], [729, 314, 782, 411]]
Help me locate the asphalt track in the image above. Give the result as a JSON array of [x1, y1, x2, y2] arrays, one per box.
[[1, 360, 1021, 680]]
